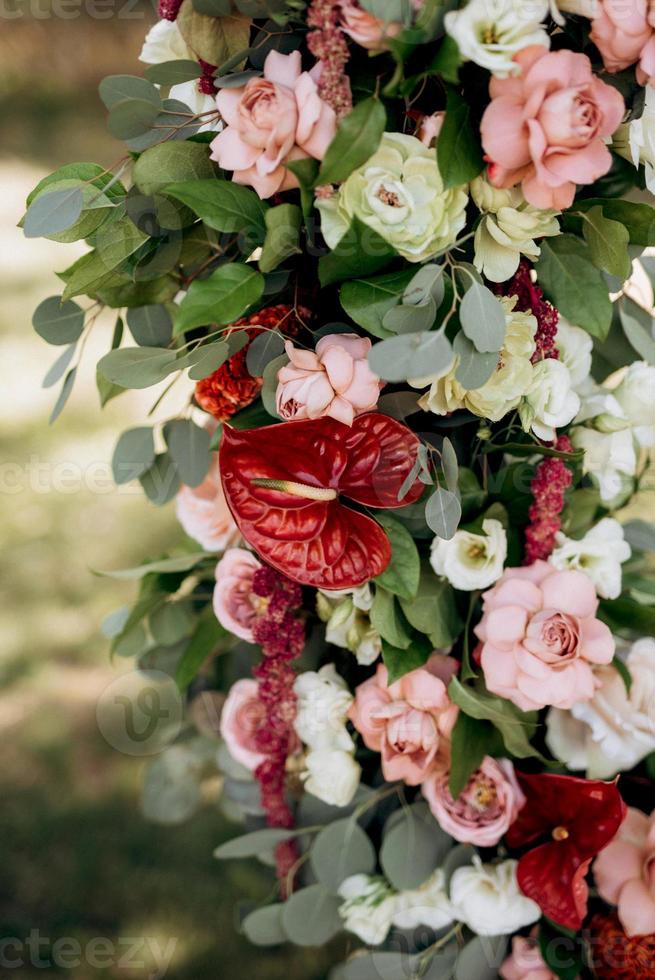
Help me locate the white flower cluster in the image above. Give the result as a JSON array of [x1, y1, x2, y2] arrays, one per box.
[[316, 584, 382, 666], [293, 664, 361, 807], [139, 20, 218, 132], [445, 0, 551, 77]]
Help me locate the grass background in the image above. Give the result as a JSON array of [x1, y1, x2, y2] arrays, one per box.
[[0, 10, 340, 978]]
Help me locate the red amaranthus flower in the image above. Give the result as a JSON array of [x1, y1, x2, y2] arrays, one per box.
[[523, 435, 574, 563], [506, 772, 626, 930], [195, 304, 307, 422], [219, 413, 424, 589], [501, 259, 559, 362], [590, 912, 655, 979]]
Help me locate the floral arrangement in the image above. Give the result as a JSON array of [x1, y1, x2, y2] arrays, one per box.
[[26, 0, 655, 975]]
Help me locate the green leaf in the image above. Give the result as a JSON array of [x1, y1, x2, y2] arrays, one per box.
[[374, 513, 420, 600], [286, 157, 320, 219], [368, 330, 453, 382], [382, 635, 432, 684], [33, 296, 85, 345], [61, 217, 147, 301], [317, 97, 386, 186], [175, 263, 264, 333], [441, 437, 458, 493], [139, 453, 181, 506], [49, 368, 77, 424], [623, 518, 655, 552], [310, 819, 376, 894], [370, 586, 413, 649], [23, 187, 84, 239], [599, 595, 655, 639], [126, 305, 173, 347], [108, 98, 161, 140], [612, 655, 633, 695], [43, 343, 77, 389], [26, 162, 126, 207], [185, 341, 231, 381], [449, 713, 501, 799], [164, 418, 211, 488], [459, 281, 506, 352], [98, 346, 178, 389], [281, 885, 342, 947], [214, 827, 301, 859], [150, 600, 195, 646], [176, 614, 227, 692], [165, 179, 268, 239], [448, 677, 544, 761], [144, 60, 203, 85], [619, 297, 655, 364], [538, 921, 585, 980], [380, 802, 452, 891], [429, 34, 461, 83], [95, 553, 208, 580], [455, 936, 508, 980], [258, 203, 302, 273], [99, 74, 161, 109], [260, 352, 287, 418], [318, 218, 396, 286], [535, 236, 612, 340], [400, 566, 463, 648], [245, 331, 285, 377], [425, 487, 461, 539], [133, 142, 215, 197], [177, 0, 251, 65], [340, 268, 414, 339], [112, 427, 156, 484], [241, 905, 287, 947], [569, 198, 655, 247], [582, 205, 631, 280], [437, 87, 484, 189]]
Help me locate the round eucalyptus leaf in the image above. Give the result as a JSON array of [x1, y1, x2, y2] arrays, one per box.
[[98, 346, 178, 389], [164, 419, 211, 488], [214, 827, 299, 860], [245, 329, 285, 376], [459, 281, 506, 353], [139, 453, 181, 506], [149, 601, 195, 646], [241, 905, 287, 946], [310, 818, 376, 894], [403, 264, 445, 307], [112, 426, 155, 485], [24, 187, 84, 239], [382, 297, 437, 334], [126, 305, 173, 347], [443, 843, 475, 892], [144, 60, 203, 86], [99, 74, 161, 109], [368, 331, 453, 383], [425, 487, 462, 540], [380, 802, 452, 891], [454, 936, 508, 980], [453, 332, 498, 390], [281, 884, 343, 947], [185, 341, 230, 382], [141, 747, 202, 825], [108, 98, 160, 140]]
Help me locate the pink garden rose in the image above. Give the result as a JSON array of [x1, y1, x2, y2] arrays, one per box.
[[475, 561, 615, 712], [213, 547, 263, 641], [338, 0, 403, 51], [500, 929, 557, 980], [348, 654, 458, 785], [210, 50, 336, 199], [276, 333, 382, 425], [422, 757, 525, 847], [480, 46, 625, 209], [417, 110, 445, 147], [175, 453, 240, 552], [220, 678, 267, 770], [594, 806, 655, 937], [569, 0, 655, 84]]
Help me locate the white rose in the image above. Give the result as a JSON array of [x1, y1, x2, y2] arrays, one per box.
[[339, 875, 397, 945], [169, 80, 220, 134], [445, 0, 551, 77], [546, 638, 655, 778], [519, 359, 580, 441], [613, 361, 655, 448], [317, 591, 382, 666], [139, 20, 191, 64], [471, 176, 559, 283], [294, 664, 354, 751], [571, 425, 637, 504], [550, 518, 631, 600], [392, 869, 454, 931], [450, 858, 540, 936], [556, 317, 593, 391], [616, 83, 655, 195], [430, 518, 507, 592], [303, 748, 362, 807]]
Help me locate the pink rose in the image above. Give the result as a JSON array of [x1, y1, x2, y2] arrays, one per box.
[[588, 0, 655, 84], [348, 654, 459, 785], [594, 806, 655, 937], [213, 547, 263, 641], [175, 453, 240, 552], [417, 110, 445, 147], [338, 0, 403, 51], [422, 757, 525, 847], [220, 678, 267, 770], [475, 561, 615, 712], [481, 45, 625, 209], [276, 333, 382, 426], [210, 50, 337, 199], [500, 929, 557, 980]]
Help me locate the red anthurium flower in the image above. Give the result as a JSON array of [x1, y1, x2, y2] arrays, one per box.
[[506, 771, 626, 931], [219, 413, 423, 589]]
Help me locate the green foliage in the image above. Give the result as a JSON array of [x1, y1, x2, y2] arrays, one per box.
[[98, 347, 179, 389], [459, 280, 506, 352], [281, 885, 343, 947], [381, 635, 433, 683], [425, 486, 461, 539], [399, 565, 463, 648], [619, 297, 655, 364], [370, 586, 413, 649], [310, 819, 376, 893], [33, 296, 85, 345], [318, 218, 396, 286], [581, 205, 631, 280], [177, 0, 251, 65], [165, 179, 269, 239], [339, 268, 415, 339], [258, 203, 302, 273], [437, 87, 484, 189], [175, 614, 228, 692], [112, 427, 156, 485], [60, 217, 147, 301], [317, 98, 386, 186], [368, 329, 453, 382], [133, 142, 215, 197], [535, 235, 612, 339], [449, 676, 545, 761], [380, 802, 452, 891], [373, 513, 420, 600], [449, 713, 503, 799], [164, 418, 212, 487], [139, 453, 182, 505], [144, 60, 203, 85], [126, 305, 173, 347], [175, 263, 265, 333]]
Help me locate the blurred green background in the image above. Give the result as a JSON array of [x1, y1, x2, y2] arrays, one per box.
[[0, 12, 338, 978]]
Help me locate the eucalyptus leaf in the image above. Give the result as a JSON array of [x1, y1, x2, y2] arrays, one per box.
[[310, 819, 376, 894], [380, 802, 452, 891], [340, 268, 414, 339], [134, 142, 215, 197], [49, 367, 77, 424], [281, 885, 343, 947], [382, 297, 437, 334], [453, 332, 498, 390], [42, 343, 77, 389], [139, 452, 181, 506], [459, 281, 506, 352], [368, 331, 453, 382], [108, 98, 161, 140], [95, 553, 208, 580], [164, 418, 211, 488], [99, 74, 161, 109], [33, 295, 85, 345], [144, 60, 203, 85], [186, 341, 231, 381], [441, 437, 459, 493], [112, 427, 156, 485], [619, 298, 655, 364], [425, 487, 461, 539], [454, 937, 508, 980], [24, 187, 84, 239], [246, 330, 285, 375], [98, 346, 178, 389], [126, 305, 173, 347], [241, 905, 287, 946]]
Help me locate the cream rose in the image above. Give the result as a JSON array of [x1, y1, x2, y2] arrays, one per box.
[[550, 518, 631, 600], [445, 0, 551, 77], [293, 664, 355, 752], [450, 858, 541, 936], [430, 518, 507, 591], [519, 358, 580, 441], [303, 748, 361, 807]]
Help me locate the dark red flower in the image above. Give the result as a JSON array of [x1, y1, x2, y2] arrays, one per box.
[[219, 412, 424, 589], [506, 772, 626, 930], [590, 912, 655, 979], [195, 304, 307, 423]]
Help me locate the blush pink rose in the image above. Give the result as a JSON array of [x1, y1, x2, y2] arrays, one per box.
[[588, 0, 655, 84], [175, 453, 240, 552], [500, 929, 557, 980], [210, 50, 337, 199], [213, 547, 263, 641], [422, 757, 525, 847], [475, 561, 615, 712], [338, 0, 403, 51], [594, 806, 655, 937], [348, 654, 459, 785], [480, 45, 625, 209], [276, 333, 382, 426], [220, 678, 267, 770], [417, 110, 445, 147]]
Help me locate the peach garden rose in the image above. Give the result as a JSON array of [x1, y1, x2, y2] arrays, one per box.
[[219, 678, 267, 771], [213, 547, 263, 642], [175, 454, 240, 552], [558, 0, 655, 84], [594, 806, 655, 937]]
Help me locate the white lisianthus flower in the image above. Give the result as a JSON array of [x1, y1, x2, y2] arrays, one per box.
[[614, 82, 655, 194], [338, 875, 397, 945], [431, 518, 507, 591], [169, 80, 220, 134], [546, 638, 655, 779], [613, 362, 655, 448], [471, 176, 559, 283], [316, 132, 468, 263], [139, 20, 192, 64], [391, 869, 454, 931], [294, 664, 354, 751], [303, 748, 362, 807], [450, 858, 540, 936], [519, 359, 580, 441], [445, 0, 551, 77], [412, 298, 536, 422], [571, 426, 637, 504], [550, 518, 631, 600], [317, 589, 382, 666], [556, 317, 593, 391]]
